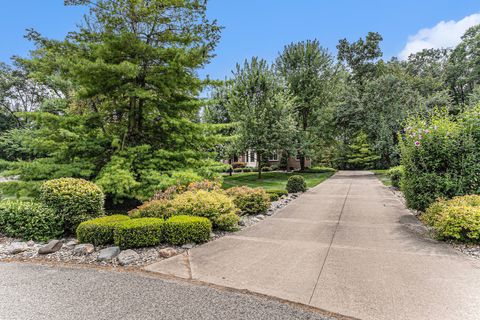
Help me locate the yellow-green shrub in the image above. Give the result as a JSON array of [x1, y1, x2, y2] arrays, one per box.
[[113, 218, 164, 249], [164, 215, 211, 245], [40, 178, 104, 233], [170, 190, 238, 230], [128, 199, 174, 219], [214, 213, 240, 231], [422, 195, 480, 242], [76, 215, 130, 246], [226, 186, 270, 215]]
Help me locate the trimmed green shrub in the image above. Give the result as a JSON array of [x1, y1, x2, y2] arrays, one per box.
[[40, 178, 105, 233], [302, 166, 336, 173], [388, 166, 404, 189], [233, 168, 243, 173], [400, 107, 480, 211], [422, 195, 480, 242], [170, 190, 238, 230], [286, 175, 307, 193], [0, 200, 63, 242], [270, 165, 279, 171], [128, 199, 174, 219], [76, 215, 130, 245], [242, 167, 253, 173], [225, 186, 270, 215], [164, 215, 211, 245], [266, 189, 288, 201], [214, 213, 240, 231], [261, 166, 272, 172], [113, 218, 164, 249]]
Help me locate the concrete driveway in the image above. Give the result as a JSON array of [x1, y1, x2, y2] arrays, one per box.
[[145, 171, 480, 320]]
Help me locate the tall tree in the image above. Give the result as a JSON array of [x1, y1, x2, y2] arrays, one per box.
[[276, 40, 337, 170], [227, 58, 296, 178]]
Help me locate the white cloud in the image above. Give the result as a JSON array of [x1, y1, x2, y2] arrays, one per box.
[[399, 13, 480, 60]]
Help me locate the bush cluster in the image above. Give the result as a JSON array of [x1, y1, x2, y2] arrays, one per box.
[[388, 166, 404, 189], [164, 215, 212, 245], [286, 175, 307, 193], [40, 178, 104, 233], [226, 186, 270, 215], [76, 215, 130, 246], [261, 166, 272, 172], [266, 189, 288, 201], [0, 200, 63, 242], [301, 166, 336, 173], [170, 190, 238, 230], [400, 107, 480, 211], [113, 218, 165, 249], [128, 199, 174, 219], [422, 195, 480, 242]]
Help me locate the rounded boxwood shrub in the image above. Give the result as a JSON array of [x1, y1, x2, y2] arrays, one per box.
[[0, 200, 63, 242], [76, 215, 130, 246], [422, 195, 480, 242], [164, 215, 212, 245], [170, 190, 238, 230], [113, 218, 164, 249], [40, 178, 105, 233], [225, 186, 270, 215], [388, 166, 404, 189], [286, 175, 307, 193], [214, 213, 240, 231], [128, 199, 174, 219]]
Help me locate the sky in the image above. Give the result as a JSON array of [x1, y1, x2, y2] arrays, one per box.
[[1, 0, 479, 80]]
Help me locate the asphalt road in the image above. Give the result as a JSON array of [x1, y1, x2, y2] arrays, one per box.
[[0, 262, 340, 320]]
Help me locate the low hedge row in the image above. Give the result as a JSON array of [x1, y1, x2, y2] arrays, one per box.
[[76, 215, 130, 246], [76, 215, 212, 248]]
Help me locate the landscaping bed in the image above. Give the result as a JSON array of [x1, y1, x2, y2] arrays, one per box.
[[0, 191, 301, 267]]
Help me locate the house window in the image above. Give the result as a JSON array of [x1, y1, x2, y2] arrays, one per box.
[[250, 151, 255, 162], [268, 152, 279, 161]]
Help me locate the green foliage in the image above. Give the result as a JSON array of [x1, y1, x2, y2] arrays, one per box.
[[422, 195, 480, 242], [400, 107, 480, 211], [128, 199, 174, 219], [225, 186, 271, 215], [164, 215, 212, 245], [301, 166, 336, 173], [227, 57, 297, 178], [0, 200, 63, 242], [214, 213, 240, 231], [286, 175, 307, 193], [170, 190, 238, 230], [346, 132, 380, 169], [76, 215, 130, 246], [39, 178, 104, 233], [0, 180, 42, 199], [388, 166, 404, 189], [113, 218, 165, 249], [261, 166, 272, 172]]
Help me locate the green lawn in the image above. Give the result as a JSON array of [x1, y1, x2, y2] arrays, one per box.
[[371, 169, 392, 186], [222, 171, 335, 191]]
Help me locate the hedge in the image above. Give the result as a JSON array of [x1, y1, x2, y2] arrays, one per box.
[[225, 186, 270, 215], [40, 178, 104, 233], [286, 175, 307, 193], [0, 199, 63, 242], [113, 218, 165, 249], [76, 215, 130, 246], [164, 215, 212, 245]]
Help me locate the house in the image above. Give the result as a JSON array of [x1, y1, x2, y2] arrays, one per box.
[[224, 150, 311, 170]]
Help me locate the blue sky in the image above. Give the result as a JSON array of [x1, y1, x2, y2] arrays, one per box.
[[1, 0, 479, 80]]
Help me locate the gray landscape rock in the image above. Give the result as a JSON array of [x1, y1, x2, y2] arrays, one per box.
[[97, 246, 120, 261], [26, 240, 35, 247], [256, 214, 265, 220], [181, 243, 194, 250], [238, 219, 246, 226], [158, 248, 177, 258], [73, 244, 95, 256], [7, 242, 28, 254], [65, 240, 78, 248], [38, 240, 63, 254], [117, 249, 140, 266]]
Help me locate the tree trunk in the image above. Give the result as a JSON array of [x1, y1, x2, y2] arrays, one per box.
[[257, 152, 262, 179], [300, 154, 305, 171], [299, 109, 308, 171]]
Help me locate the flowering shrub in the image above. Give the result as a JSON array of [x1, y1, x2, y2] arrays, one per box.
[[399, 106, 480, 211], [169, 190, 238, 230], [225, 186, 270, 215], [150, 178, 221, 201], [422, 195, 480, 242], [40, 178, 104, 233]]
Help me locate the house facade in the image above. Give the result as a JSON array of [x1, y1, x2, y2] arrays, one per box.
[[225, 150, 311, 170]]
